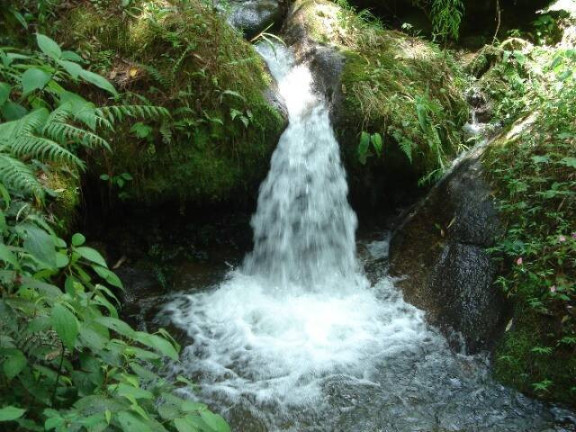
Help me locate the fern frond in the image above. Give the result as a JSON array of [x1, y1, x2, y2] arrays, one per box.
[[45, 104, 73, 126], [43, 122, 111, 151], [0, 153, 44, 198], [95, 105, 170, 124], [399, 138, 413, 163], [10, 135, 85, 169], [13, 109, 49, 136], [141, 64, 170, 89]]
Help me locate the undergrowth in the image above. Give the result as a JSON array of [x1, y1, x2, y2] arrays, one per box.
[[0, 32, 230, 431], [482, 30, 576, 405]]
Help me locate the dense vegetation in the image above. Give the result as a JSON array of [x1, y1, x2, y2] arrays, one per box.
[[0, 0, 575, 429], [0, 20, 229, 432], [479, 24, 576, 404]]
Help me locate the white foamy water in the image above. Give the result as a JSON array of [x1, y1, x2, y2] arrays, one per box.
[[162, 42, 569, 431], [243, 43, 359, 290], [165, 42, 432, 404]]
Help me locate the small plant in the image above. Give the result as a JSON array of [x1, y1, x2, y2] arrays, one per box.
[[357, 131, 383, 164], [430, 0, 464, 41]]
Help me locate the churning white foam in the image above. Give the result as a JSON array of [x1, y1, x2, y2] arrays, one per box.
[[166, 273, 431, 406]]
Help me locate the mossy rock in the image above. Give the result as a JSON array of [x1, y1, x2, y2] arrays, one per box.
[[42, 168, 81, 235], [57, 0, 287, 205], [284, 0, 469, 206]]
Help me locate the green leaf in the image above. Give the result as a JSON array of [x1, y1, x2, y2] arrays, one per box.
[[23, 225, 57, 268], [560, 156, 576, 168], [0, 82, 11, 106], [0, 406, 25, 422], [175, 416, 210, 432], [0, 243, 20, 269], [79, 69, 118, 96], [94, 266, 123, 288], [3, 349, 27, 379], [200, 411, 230, 432], [358, 131, 370, 165], [95, 317, 135, 338], [116, 411, 153, 432], [531, 155, 549, 164], [115, 383, 154, 400], [61, 51, 84, 62], [58, 60, 83, 79], [71, 233, 86, 247], [135, 332, 179, 360], [10, 9, 28, 29], [75, 246, 107, 267], [371, 133, 383, 157], [21, 68, 52, 95], [51, 303, 79, 350], [55, 252, 69, 268], [45, 413, 64, 430], [1, 101, 27, 120], [36, 33, 62, 60], [130, 122, 153, 138], [79, 323, 109, 351]]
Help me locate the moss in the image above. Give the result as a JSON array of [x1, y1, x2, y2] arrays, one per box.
[[58, 0, 286, 205], [43, 169, 81, 235], [290, 0, 469, 184]]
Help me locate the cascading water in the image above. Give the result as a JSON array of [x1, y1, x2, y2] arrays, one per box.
[[243, 45, 358, 290], [162, 43, 573, 431]]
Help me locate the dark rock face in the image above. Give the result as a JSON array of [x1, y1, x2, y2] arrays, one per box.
[[389, 148, 509, 353], [224, 0, 287, 38]]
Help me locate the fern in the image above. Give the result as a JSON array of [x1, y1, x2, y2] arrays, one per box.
[[0, 153, 43, 198], [10, 135, 85, 168], [141, 64, 171, 89], [95, 105, 170, 124], [43, 122, 111, 151]]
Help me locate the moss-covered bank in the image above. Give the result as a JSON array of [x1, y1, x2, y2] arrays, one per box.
[[285, 0, 469, 206], [56, 0, 286, 205]]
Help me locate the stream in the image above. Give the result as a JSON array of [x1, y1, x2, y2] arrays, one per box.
[[134, 43, 575, 431]]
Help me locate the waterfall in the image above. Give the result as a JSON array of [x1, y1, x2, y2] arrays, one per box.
[[243, 43, 358, 290], [165, 41, 429, 406], [162, 42, 566, 431]]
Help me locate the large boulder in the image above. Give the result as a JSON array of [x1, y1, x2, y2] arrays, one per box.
[[224, 0, 287, 38], [388, 145, 509, 353]]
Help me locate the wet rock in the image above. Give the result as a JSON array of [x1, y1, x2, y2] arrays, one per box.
[[466, 88, 492, 124], [389, 147, 509, 353], [224, 0, 287, 38]]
